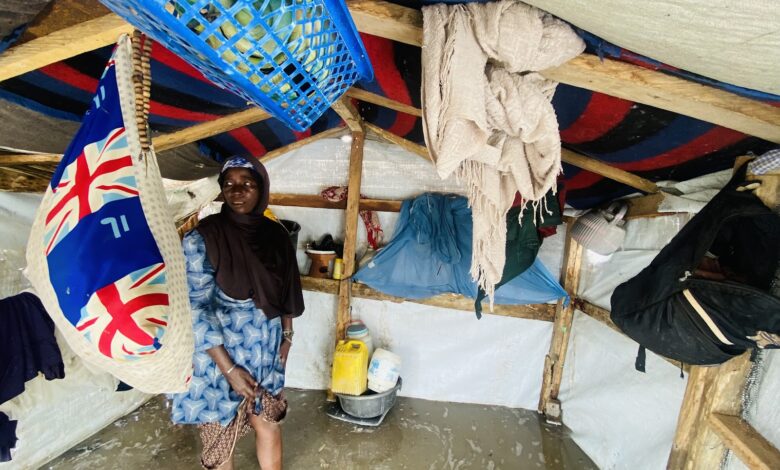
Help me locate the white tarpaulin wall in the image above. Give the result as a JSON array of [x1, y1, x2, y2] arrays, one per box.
[[523, 0, 780, 95], [560, 184, 780, 468], [263, 136, 564, 410]]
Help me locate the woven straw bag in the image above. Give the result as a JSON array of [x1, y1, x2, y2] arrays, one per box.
[[25, 35, 193, 393]]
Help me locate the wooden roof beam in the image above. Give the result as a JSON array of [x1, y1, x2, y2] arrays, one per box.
[[345, 88, 422, 117], [330, 96, 363, 132], [0, 14, 133, 82], [259, 126, 347, 164], [153, 107, 271, 152]]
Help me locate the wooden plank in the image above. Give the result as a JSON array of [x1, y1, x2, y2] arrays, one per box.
[[668, 365, 720, 469], [347, 0, 422, 46], [1, 165, 54, 180], [562, 149, 658, 194], [668, 354, 752, 469], [624, 192, 672, 219], [709, 413, 780, 470], [345, 88, 422, 117], [331, 97, 363, 132], [335, 131, 366, 340], [0, 153, 62, 166], [0, 14, 133, 82], [364, 122, 431, 161], [685, 354, 753, 469], [300, 276, 555, 321], [154, 108, 272, 152], [268, 193, 403, 212], [0, 168, 49, 192], [539, 222, 583, 414], [545, 54, 780, 145], [260, 126, 347, 164]]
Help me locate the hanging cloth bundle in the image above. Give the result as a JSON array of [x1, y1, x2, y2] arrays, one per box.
[[421, 0, 584, 306]]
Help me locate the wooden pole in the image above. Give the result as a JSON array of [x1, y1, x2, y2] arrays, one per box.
[[301, 277, 556, 322], [709, 413, 780, 470], [335, 131, 366, 340], [154, 108, 272, 152], [364, 122, 431, 162], [561, 149, 658, 193], [667, 354, 752, 469], [345, 88, 422, 117], [259, 127, 347, 164], [538, 221, 583, 416], [0, 14, 133, 82]]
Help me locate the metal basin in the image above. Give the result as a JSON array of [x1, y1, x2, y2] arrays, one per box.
[[336, 377, 403, 418]]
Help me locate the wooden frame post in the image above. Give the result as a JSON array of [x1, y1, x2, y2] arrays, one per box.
[[335, 130, 365, 340], [667, 353, 752, 469], [538, 221, 583, 417]]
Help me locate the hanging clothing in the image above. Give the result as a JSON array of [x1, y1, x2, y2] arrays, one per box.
[[170, 231, 286, 426], [353, 193, 567, 311], [0, 412, 16, 463], [0, 292, 65, 405], [196, 157, 304, 320], [422, 0, 584, 301]]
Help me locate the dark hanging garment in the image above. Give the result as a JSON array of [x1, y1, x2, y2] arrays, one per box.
[[0, 412, 17, 462], [610, 163, 780, 368], [0, 292, 65, 405]]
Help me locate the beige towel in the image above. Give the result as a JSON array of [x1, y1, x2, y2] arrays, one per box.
[[422, 0, 584, 303]]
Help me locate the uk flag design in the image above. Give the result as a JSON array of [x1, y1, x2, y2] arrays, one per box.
[[42, 45, 170, 361], [43, 127, 137, 255], [76, 263, 169, 360]]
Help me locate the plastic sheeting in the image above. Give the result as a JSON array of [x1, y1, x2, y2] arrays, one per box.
[[521, 0, 780, 95], [260, 137, 561, 410], [559, 311, 687, 470]]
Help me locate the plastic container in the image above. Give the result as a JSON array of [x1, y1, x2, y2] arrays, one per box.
[[346, 321, 373, 359], [336, 377, 402, 418], [570, 202, 628, 255], [367, 348, 401, 393], [99, 0, 374, 131], [331, 340, 368, 396]]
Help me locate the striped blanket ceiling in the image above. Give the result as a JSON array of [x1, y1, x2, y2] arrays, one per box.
[[0, 29, 776, 208]]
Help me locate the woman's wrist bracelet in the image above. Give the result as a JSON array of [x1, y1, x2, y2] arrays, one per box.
[[225, 364, 237, 375]]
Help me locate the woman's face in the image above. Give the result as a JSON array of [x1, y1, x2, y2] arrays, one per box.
[[222, 168, 260, 215]]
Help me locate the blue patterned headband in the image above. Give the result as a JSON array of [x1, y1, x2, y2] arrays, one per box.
[[221, 156, 254, 173]]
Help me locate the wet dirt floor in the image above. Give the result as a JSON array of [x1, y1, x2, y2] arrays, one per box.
[[45, 390, 597, 469]]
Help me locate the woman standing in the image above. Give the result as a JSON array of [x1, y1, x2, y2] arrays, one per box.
[[171, 156, 304, 469]]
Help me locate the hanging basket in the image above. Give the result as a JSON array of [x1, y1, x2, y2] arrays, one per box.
[[100, 0, 374, 131]]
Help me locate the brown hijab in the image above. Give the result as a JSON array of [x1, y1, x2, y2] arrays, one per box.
[[196, 157, 304, 319]]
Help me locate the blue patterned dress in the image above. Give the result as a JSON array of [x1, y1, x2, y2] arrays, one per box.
[[170, 231, 285, 426]]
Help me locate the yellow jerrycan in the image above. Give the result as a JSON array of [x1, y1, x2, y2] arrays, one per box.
[[331, 340, 369, 396]]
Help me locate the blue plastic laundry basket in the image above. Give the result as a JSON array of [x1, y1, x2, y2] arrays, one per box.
[[100, 0, 373, 131]]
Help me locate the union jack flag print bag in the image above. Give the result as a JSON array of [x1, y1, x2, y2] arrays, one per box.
[[26, 35, 193, 393]]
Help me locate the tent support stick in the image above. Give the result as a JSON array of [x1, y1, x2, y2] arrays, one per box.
[[335, 130, 366, 341], [538, 221, 582, 416]]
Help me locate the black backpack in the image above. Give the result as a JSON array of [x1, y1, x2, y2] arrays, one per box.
[[610, 164, 780, 369]]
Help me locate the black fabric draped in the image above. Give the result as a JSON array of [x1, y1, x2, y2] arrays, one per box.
[[196, 159, 304, 319]]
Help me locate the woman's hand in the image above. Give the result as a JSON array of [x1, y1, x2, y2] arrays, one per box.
[[225, 366, 258, 401], [279, 339, 292, 367]]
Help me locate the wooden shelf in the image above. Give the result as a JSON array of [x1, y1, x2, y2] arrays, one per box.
[[300, 275, 555, 322]]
